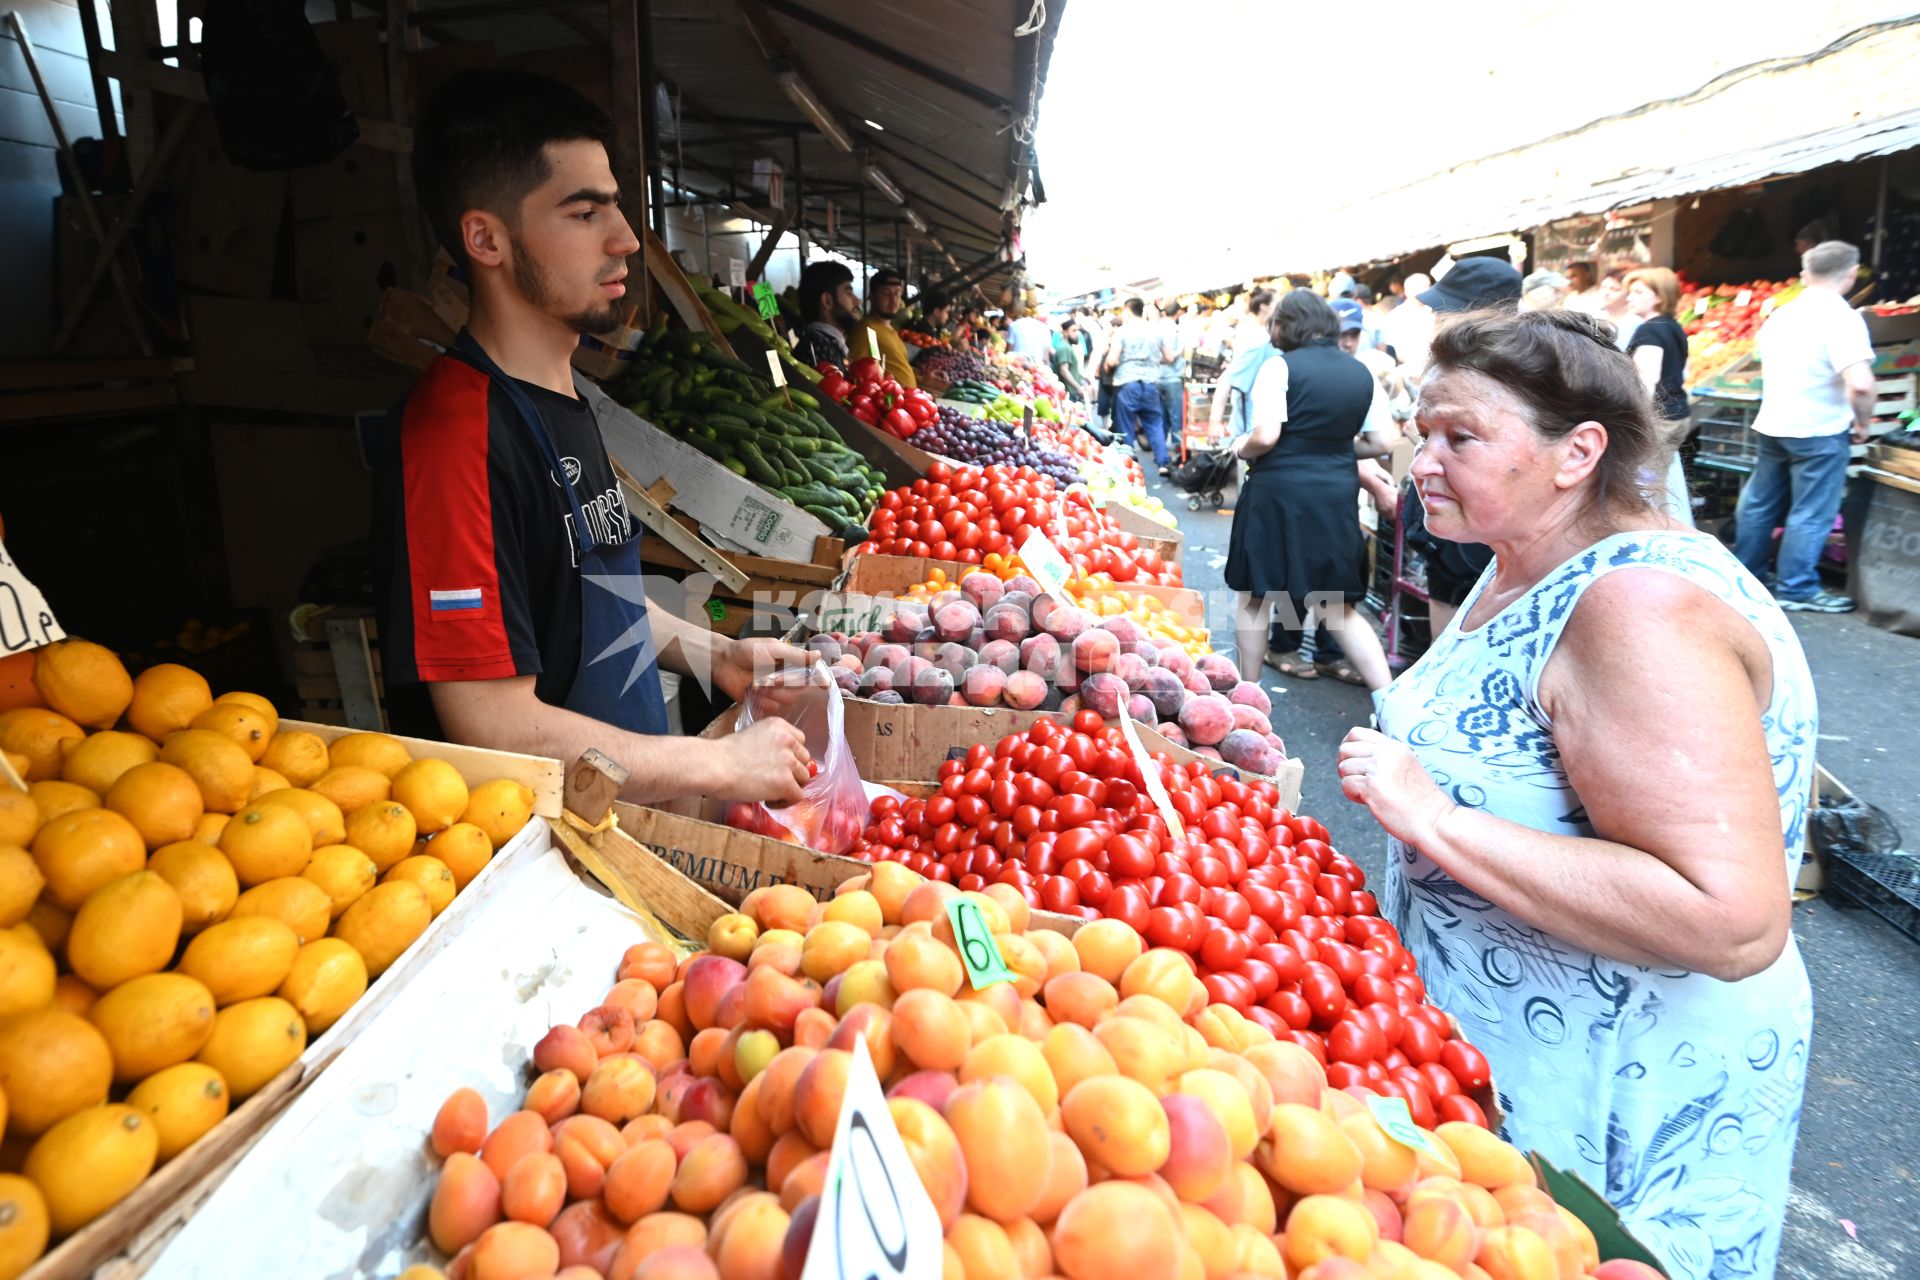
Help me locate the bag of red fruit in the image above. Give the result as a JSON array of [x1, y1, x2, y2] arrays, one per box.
[[726, 661, 895, 853]]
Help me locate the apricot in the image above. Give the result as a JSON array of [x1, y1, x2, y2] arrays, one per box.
[[618, 942, 678, 989], [1241, 1039, 1327, 1108], [656, 982, 692, 1040], [891, 988, 971, 1072], [549, 1198, 624, 1274], [1492, 1184, 1556, 1221], [900, 880, 959, 926], [681, 955, 748, 1031], [1094, 1015, 1184, 1094], [1476, 1225, 1559, 1280], [1041, 1022, 1118, 1101], [1174, 1068, 1259, 1161], [1403, 1192, 1481, 1269], [603, 978, 659, 1023], [764, 1131, 820, 1201], [1118, 948, 1196, 1012], [833, 958, 897, 1016], [1159, 1092, 1233, 1202], [1004, 1215, 1051, 1278], [826, 1004, 897, 1081], [669, 1134, 747, 1213], [433, 1087, 488, 1158], [1262, 1104, 1364, 1195], [579, 1004, 636, 1057], [792, 1048, 853, 1148], [995, 931, 1047, 998], [533, 1024, 598, 1082], [632, 1019, 686, 1072], [664, 1120, 717, 1160], [582, 1055, 657, 1126], [959, 1032, 1056, 1113], [500, 1151, 565, 1227], [884, 929, 965, 996], [688, 1027, 729, 1080], [1339, 1111, 1419, 1195], [1071, 918, 1143, 984], [1051, 1181, 1181, 1280], [525, 1070, 581, 1125], [944, 1075, 1049, 1222], [1042, 971, 1117, 1028], [469, 1221, 559, 1280], [799, 920, 870, 984], [755, 1046, 816, 1135], [1203, 1161, 1278, 1234], [1060, 1074, 1168, 1177], [713, 1194, 789, 1280], [1282, 1194, 1379, 1274], [888, 1096, 968, 1229], [479, 1110, 553, 1183], [554, 1133, 606, 1201], [751, 884, 815, 933], [729, 1073, 776, 1164], [792, 1005, 836, 1048], [824, 887, 883, 936], [778, 1150, 831, 1211], [605, 1139, 676, 1224], [431, 1152, 503, 1253], [1030, 1129, 1088, 1224], [1025, 927, 1080, 981], [609, 1213, 709, 1280], [865, 861, 920, 924]]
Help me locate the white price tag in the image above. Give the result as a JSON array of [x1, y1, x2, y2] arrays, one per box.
[[0, 536, 64, 657], [767, 349, 788, 387], [728, 257, 746, 289], [867, 325, 884, 364], [800, 1037, 943, 1280], [1734, 289, 1753, 308], [1016, 529, 1074, 601], [1116, 699, 1185, 842]]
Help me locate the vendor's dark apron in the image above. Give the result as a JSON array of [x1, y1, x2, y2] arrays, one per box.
[[452, 331, 668, 735]]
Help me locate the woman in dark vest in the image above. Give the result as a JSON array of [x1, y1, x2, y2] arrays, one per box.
[[1226, 290, 1393, 692]]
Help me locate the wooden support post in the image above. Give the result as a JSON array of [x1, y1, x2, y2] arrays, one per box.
[[385, 0, 431, 283], [564, 750, 629, 827], [607, 0, 651, 319]]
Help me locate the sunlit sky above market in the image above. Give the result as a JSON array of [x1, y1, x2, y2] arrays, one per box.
[[1024, 1, 1919, 294]]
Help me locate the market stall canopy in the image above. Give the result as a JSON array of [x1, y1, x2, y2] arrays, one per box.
[[1288, 18, 1920, 270], [415, 0, 1066, 299]]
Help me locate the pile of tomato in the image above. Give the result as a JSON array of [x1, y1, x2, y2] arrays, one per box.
[[1032, 417, 1146, 488], [852, 461, 1182, 585], [849, 712, 1494, 1129]]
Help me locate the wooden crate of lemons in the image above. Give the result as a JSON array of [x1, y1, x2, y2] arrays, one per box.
[[0, 639, 557, 1277]]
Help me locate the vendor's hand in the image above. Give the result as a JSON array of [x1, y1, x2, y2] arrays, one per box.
[[1337, 727, 1454, 848], [715, 636, 811, 703], [1851, 420, 1872, 444], [710, 716, 810, 803]]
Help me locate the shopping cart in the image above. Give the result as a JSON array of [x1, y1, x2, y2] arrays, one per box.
[[1181, 380, 1231, 462], [1169, 445, 1237, 511]]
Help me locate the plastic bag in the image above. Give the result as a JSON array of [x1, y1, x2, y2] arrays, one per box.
[[1811, 792, 1903, 859], [725, 662, 894, 854]]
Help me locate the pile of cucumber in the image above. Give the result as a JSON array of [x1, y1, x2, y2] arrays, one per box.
[[941, 380, 1003, 405], [616, 326, 885, 532]]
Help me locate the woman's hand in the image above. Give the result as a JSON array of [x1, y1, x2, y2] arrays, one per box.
[[1337, 727, 1455, 848]]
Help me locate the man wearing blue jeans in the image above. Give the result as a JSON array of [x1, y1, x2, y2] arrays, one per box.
[[1106, 297, 1175, 473], [1733, 240, 1877, 612]]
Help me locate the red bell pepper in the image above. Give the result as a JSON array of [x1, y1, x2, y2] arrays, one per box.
[[882, 407, 917, 439]]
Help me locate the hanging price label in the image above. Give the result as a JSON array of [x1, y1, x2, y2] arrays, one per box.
[[766, 349, 788, 387], [1116, 699, 1184, 842], [867, 325, 884, 364], [800, 1037, 943, 1280], [1015, 529, 1074, 601], [1366, 1095, 1451, 1160], [0, 536, 64, 657], [753, 281, 780, 320], [728, 257, 746, 289], [945, 897, 1015, 989]]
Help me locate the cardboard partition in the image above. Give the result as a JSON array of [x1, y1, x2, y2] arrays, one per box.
[[586, 380, 836, 564]]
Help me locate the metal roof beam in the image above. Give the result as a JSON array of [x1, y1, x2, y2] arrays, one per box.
[[749, 0, 1012, 115]]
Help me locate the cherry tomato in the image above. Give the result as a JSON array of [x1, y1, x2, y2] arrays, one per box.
[[1146, 906, 1196, 951], [1106, 884, 1150, 934]]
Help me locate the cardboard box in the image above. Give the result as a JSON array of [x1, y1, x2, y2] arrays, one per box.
[[585, 379, 836, 563], [178, 297, 413, 417], [1102, 498, 1184, 552], [168, 115, 289, 300]]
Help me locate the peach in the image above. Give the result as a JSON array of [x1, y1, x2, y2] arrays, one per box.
[[534, 1024, 599, 1082], [1282, 1194, 1378, 1275], [1159, 1092, 1233, 1202], [469, 1222, 559, 1280], [525, 1070, 582, 1124], [1050, 1182, 1181, 1280], [479, 1110, 554, 1182], [549, 1199, 624, 1275], [431, 1152, 503, 1253], [755, 1047, 816, 1134], [609, 1213, 709, 1280], [827, 1004, 897, 1080], [681, 954, 748, 1030], [581, 1056, 657, 1126], [668, 1133, 748, 1213], [501, 1152, 566, 1227], [1475, 1225, 1558, 1280], [1195, 654, 1239, 691], [1060, 1074, 1168, 1177], [947, 1214, 1017, 1280], [1079, 671, 1128, 718], [959, 1032, 1056, 1113], [888, 1096, 969, 1229], [1177, 693, 1235, 746], [1261, 1104, 1364, 1196], [944, 1076, 1049, 1222], [434, 1087, 488, 1158], [604, 1139, 676, 1224], [1218, 729, 1280, 776], [1041, 1022, 1118, 1101], [891, 988, 971, 1071], [834, 958, 897, 1015], [960, 664, 1008, 707], [1004, 669, 1049, 710], [1071, 629, 1120, 674]]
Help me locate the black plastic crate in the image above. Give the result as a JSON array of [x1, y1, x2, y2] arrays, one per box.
[[1827, 848, 1920, 944]]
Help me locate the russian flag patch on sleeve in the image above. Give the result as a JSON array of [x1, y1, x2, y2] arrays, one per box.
[[429, 587, 485, 617]]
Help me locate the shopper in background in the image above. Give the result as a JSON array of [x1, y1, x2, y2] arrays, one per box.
[[1106, 297, 1175, 474], [1563, 260, 1601, 312], [908, 289, 952, 340], [1157, 299, 1187, 455], [1383, 271, 1435, 371], [1623, 267, 1696, 527], [1404, 258, 1524, 636], [1232, 288, 1276, 356], [1520, 269, 1569, 311], [792, 260, 856, 367], [1050, 316, 1091, 404], [1341, 307, 1813, 1280], [1352, 283, 1388, 351], [1735, 240, 1877, 612], [858, 268, 916, 387], [1007, 306, 1053, 364], [1596, 266, 1640, 349], [1212, 287, 1278, 434], [1227, 291, 1393, 691]]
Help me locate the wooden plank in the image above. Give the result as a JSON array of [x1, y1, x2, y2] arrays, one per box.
[[91, 51, 412, 154], [638, 531, 842, 589], [551, 816, 734, 941], [0, 358, 186, 391], [610, 456, 751, 593], [323, 613, 386, 731], [0, 383, 177, 422], [642, 226, 735, 354]]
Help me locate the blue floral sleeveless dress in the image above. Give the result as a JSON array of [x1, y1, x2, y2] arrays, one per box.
[[1375, 530, 1814, 1280]]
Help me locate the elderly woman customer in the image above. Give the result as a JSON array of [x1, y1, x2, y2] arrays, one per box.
[[1338, 309, 1813, 1280], [1225, 291, 1393, 691]]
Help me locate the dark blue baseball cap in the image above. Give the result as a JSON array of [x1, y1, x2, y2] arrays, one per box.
[[1330, 298, 1365, 332], [1420, 258, 1524, 312]]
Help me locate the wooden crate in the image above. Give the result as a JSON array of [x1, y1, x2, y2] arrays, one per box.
[[638, 517, 845, 640], [289, 605, 386, 730], [20, 731, 563, 1280]]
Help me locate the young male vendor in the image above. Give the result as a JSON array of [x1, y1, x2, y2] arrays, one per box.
[[373, 69, 810, 804]]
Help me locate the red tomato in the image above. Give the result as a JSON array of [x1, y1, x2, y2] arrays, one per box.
[[1105, 833, 1153, 879], [1301, 963, 1350, 1029], [1437, 1094, 1489, 1128], [1262, 990, 1312, 1031], [1076, 870, 1113, 907], [1240, 958, 1279, 1001], [1398, 1016, 1445, 1067], [1200, 928, 1251, 971], [1146, 906, 1196, 951], [1327, 1017, 1386, 1066], [1106, 884, 1150, 934], [1417, 1062, 1461, 1101], [1440, 1041, 1493, 1092], [1324, 1062, 1366, 1091]]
